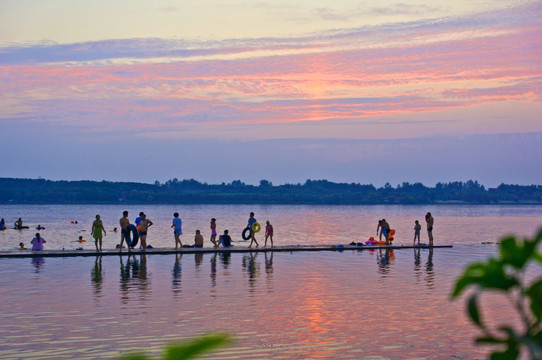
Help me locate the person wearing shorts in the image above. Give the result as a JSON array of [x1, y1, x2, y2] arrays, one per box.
[[210, 218, 218, 247], [247, 212, 259, 248], [425, 212, 434, 246], [119, 211, 130, 252], [138, 213, 153, 251], [172, 212, 183, 249]]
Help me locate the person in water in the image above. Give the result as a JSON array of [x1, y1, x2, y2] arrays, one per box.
[[425, 212, 434, 246], [91, 214, 106, 252], [210, 218, 218, 247], [18, 242, 27, 250], [119, 210, 131, 252], [138, 213, 153, 251], [219, 230, 232, 247], [77, 236, 86, 242], [247, 212, 259, 248], [14, 218, 24, 229], [413, 220, 421, 245], [36, 224, 45, 230], [172, 212, 183, 249], [194, 230, 204, 248], [31, 233, 46, 250], [0, 218, 6, 230], [264, 220, 274, 247]]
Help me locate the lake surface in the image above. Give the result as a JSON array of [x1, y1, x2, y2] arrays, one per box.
[[0, 204, 541, 359]]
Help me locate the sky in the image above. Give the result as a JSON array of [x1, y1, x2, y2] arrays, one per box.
[[1, 0, 541, 187]]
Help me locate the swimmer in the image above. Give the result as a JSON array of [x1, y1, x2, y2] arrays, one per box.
[[18, 242, 27, 250], [76, 236, 86, 243], [14, 218, 23, 229], [36, 224, 45, 230], [0, 218, 6, 230], [113, 227, 118, 232]]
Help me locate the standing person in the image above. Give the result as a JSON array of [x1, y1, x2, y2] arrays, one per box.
[[31, 233, 46, 250], [413, 220, 421, 245], [138, 213, 153, 251], [119, 210, 130, 252], [210, 218, 218, 247], [264, 220, 274, 247], [91, 214, 106, 252], [135, 212, 144, 230], [247, 212, 259, 248], [194, 230, 204, 248], [171, 212, 183, 249], [425, 212, 434, 246], [381, 219, 391, 245], [376, 220, 383, 241]]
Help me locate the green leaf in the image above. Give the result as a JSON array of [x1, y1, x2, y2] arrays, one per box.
[[451, 260, 519, 297], [117, 355, 149, 360], [468, 294, 483, 328], [499, 236, 538, 269], [526, 278, 542, 322], [488, 328, 521, 360], [474, 336, 503, 345], [164, 333, 231, 360]]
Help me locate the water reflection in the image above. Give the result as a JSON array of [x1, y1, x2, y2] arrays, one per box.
[[210, 253, 217, 291], [425, 247, 435, 289], [242, 252, 261, 294], [219, 252, 231, 269], [265, 252, 274, 293], [195, 253, 204, 275], [119, 254, 150, 303], [31, 257, 45, 273], [172, 253, 182, 297], [91, 256, 104, 299], [413, 247, 422, 283], [376, 249, 395, 276]]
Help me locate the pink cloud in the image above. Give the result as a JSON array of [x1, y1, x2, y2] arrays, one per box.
[[1, 2, 541, 137]]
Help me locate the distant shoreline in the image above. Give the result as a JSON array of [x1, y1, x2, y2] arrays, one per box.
[[1, 177, 541, 205]]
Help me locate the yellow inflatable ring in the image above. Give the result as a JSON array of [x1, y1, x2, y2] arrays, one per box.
[[252, 222, 261, 233]]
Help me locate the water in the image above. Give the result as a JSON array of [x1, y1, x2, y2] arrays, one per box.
[[0, 204, 541, 359]]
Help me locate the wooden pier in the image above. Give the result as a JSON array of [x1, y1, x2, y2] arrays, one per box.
[[0, 244, 452, 259]]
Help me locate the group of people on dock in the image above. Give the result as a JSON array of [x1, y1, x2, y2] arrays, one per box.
[[7, 211, 433, 252], [114, 210, 273, 253]]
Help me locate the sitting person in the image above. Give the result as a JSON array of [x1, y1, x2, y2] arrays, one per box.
[[194, 230, 204, 248], [219, 230, 232, 247], [18, 242, 27, 250], [31, 233, 46, 250]]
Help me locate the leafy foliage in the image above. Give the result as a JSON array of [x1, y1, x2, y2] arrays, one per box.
[[1, 177, 541, 204], [118, 333, 231, 360], [451, 229, 542, 359]]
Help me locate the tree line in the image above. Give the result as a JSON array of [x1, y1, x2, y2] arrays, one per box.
[[0, 178, 541, 205]]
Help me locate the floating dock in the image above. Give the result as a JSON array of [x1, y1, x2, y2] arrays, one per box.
[[0, 244, 451, 259]]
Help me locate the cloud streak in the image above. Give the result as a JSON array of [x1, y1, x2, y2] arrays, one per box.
[[1, 1, 541, 140]]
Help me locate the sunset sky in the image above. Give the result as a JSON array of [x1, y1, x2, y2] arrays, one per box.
[[1, 0, 541, 186]]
